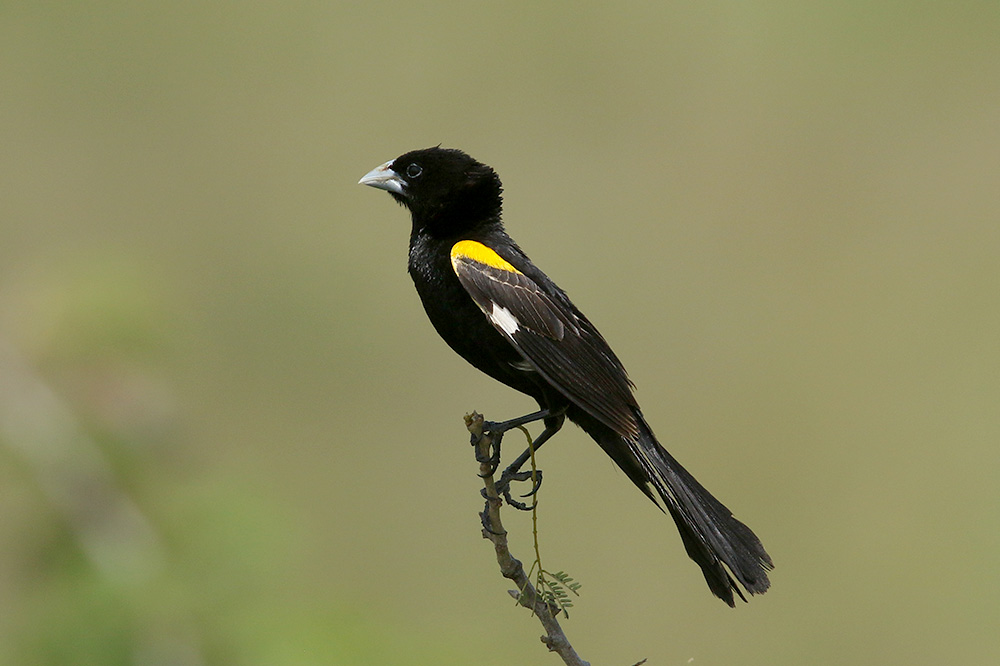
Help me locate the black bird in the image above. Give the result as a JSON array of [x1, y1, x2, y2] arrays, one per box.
[[359, 147, 772, 606]]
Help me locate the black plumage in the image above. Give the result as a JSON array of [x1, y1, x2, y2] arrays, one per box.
[[359, 147, 772, 605]]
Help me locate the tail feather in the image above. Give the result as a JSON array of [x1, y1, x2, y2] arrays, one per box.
[[574, 407, 773, 606], [634, 416, 772, 606]]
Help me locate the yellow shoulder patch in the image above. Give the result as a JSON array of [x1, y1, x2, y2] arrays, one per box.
[[450, 240, 522, 274]]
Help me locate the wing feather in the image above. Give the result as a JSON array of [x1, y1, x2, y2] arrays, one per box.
[[451, 245, 639, 439]]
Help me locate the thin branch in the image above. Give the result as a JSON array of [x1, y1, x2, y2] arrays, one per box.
[[465, 412, 590, 666]]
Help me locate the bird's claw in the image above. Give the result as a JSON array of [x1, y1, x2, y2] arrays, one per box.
[[479, 507, 505, 535], [507, 469, 543, 497], [472, 429, 503, 476], [496, 468, 543, 511], [473, 415, 546, 510]]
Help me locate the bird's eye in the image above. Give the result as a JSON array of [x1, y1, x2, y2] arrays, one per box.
[[406, 163, 423, 178]]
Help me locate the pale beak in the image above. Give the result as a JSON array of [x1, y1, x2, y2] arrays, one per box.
[[358, 160, 406, 196]]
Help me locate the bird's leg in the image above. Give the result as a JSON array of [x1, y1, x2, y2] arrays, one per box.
[[472, 426, 503, 476], [483, 408, 555, 435], [495, 411, 566, 511], [471, 408, 553, 476], [472, 407, 566, 511]]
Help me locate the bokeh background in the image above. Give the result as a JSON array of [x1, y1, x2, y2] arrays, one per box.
[[2, 2, 998, 664]]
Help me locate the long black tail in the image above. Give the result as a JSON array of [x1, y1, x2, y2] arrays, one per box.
[[573, 407, 773, 606]]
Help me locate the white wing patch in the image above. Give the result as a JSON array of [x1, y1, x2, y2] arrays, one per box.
[[489, 302, 520, 336]]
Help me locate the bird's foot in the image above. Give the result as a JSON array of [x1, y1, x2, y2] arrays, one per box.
[[495, 467, 543, 511], [471, 425, 503, 476]]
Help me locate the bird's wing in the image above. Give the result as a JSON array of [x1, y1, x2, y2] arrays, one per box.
[[450, 240, 640, 439]]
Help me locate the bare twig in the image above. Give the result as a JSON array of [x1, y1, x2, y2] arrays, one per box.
[[465, 412, 590, 666]]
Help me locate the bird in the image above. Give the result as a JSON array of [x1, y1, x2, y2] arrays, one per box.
[[359, 147, 772, 606]]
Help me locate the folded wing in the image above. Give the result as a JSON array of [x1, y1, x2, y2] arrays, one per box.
[[450, 240, 640, 440]]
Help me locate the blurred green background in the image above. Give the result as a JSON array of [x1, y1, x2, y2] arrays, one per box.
[[2, 2, 998, 664]]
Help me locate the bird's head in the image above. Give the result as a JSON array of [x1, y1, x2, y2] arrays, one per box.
[[359, 147, 503, 235]]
